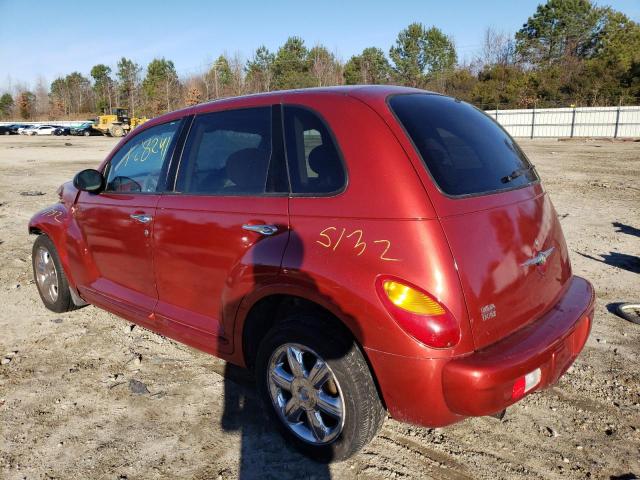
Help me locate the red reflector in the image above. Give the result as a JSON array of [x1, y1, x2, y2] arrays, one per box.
[[511, 368, 542, 400], [511, 377, 526, 400]]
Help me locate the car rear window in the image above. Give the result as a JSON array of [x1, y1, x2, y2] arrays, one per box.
[[389, 94, 537, 196]]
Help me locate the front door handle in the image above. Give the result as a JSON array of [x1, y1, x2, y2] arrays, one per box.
[[242, 224, 279, 236], [130, 214, 153, 224]]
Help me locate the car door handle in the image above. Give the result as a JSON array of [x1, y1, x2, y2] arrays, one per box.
[[130, 214, 153, 224], [242, 224, 279, 236]]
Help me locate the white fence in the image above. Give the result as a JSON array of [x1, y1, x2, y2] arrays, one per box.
[[485, 106, 640, 138]]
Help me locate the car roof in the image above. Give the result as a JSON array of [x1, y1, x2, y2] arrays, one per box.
[[198, 84, 428, 109], [145, 85, 434, 129]]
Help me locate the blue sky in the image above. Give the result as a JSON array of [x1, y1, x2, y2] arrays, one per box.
[[1, 0, 639, 91]]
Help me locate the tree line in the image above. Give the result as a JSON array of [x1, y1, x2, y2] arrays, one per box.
[[1, 0, 638, 121]]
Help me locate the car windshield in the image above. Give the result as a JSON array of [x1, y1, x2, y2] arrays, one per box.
[[389, 94, 538, 196]]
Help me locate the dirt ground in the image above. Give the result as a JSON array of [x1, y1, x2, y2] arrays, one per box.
[[0, 135, 638, 480]]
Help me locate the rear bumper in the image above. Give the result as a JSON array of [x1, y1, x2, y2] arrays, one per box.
[[442, 275, 594, 417], [365, 275, 594, 426]]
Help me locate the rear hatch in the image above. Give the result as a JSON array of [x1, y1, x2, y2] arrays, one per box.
[[389, 94, 572, 350]]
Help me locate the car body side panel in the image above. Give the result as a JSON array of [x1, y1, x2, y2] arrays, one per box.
[[73, 191, 160, 314], [276, 93, 473, 358], [153, 195, 290, 354], [280, 218, 473, 358]]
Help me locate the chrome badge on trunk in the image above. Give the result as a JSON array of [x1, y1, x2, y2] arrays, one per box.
[[521, 247, 555, 268]]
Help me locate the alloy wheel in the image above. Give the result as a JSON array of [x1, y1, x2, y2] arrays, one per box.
[[35, 246, 58, 303], [267, 343, 345, 445]]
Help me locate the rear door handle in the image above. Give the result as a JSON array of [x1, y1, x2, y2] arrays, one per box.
[[130, 214, 153, 224], [242, 224, 279, 236]]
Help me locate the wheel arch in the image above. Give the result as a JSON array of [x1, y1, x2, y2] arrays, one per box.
[[237, 290, 387, 409], [28, 209, 77, 292]]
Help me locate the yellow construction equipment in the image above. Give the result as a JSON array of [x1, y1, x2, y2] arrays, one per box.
[[93, 108, 148, 137]]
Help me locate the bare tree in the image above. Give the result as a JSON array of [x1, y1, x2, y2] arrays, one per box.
[[480, 27, 516, 68], [309, 45, 341, 87], [229, 53, 245, 96], [34, 76, 50, 119]]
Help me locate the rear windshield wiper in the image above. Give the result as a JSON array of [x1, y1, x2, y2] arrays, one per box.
[[501, 165, 536, 184]]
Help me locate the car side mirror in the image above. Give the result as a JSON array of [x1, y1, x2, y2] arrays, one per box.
[[73, 169, 105, 193]]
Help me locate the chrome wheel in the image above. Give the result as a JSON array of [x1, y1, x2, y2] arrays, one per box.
[[267, 343, 345, 445], [35, 246, 58, 303]]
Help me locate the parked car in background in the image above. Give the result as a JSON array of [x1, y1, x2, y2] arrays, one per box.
[[29, 86, 595, 462], [0, 125, 11, 135], [18, 125, 35, 135], [25, 125, 57, 136], [6, 124, 28, 134], [54, 126, 71, 136], [71, 122, 100, 136]]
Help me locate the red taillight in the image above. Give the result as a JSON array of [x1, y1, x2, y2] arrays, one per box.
[[511, 368, 542, 400], [511, 377, 526, 400], [376, 277, 460, 349]]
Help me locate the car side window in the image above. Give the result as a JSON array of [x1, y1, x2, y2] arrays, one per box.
[[283, 106, 346, 194], [176, 107, 275, 195], [104, 120, 180, 193]]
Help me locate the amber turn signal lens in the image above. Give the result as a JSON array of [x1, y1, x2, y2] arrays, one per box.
[[383, 280, 445, 315], [377, 278, 460, 348]]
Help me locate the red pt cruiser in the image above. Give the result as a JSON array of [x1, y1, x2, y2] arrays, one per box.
[[29, 86, 594, 461]]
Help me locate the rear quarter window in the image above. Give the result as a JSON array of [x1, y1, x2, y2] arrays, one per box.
[[389, 94, 538, 196], [283, 106, 346, 195]]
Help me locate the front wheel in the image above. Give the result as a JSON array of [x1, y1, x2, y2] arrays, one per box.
[[110, 125, 124, 137], [32, 235, 78, 313], [255, 315, 386, 462]]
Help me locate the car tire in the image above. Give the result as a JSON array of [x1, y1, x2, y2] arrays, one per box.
[[84, 131, 90, 137], [615, 303, 640, 325], [110, 126, 124, 137], [32, 235, 78, 313], [255, 314, 386, 462]]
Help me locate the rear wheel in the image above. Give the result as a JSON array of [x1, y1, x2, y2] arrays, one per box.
[[255, 314, 385, 462], [32, 235, 77, 313], [83, 130, 90, 137]]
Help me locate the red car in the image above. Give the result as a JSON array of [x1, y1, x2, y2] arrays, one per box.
[[29, 86, 594, 461]]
